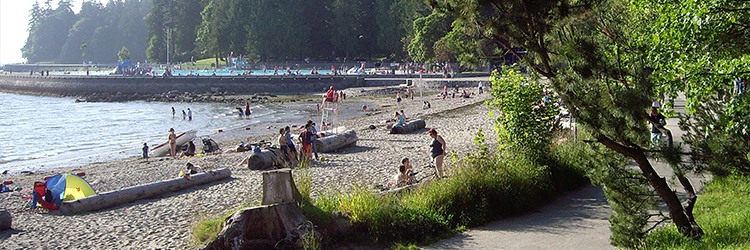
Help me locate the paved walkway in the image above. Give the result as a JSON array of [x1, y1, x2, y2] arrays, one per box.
[[426, 95, 711, 249]]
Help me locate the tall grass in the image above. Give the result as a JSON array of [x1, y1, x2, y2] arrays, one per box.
[[642, 175, 750, 249], [191, 137, 592, 248], [297, 137, 591, 247]]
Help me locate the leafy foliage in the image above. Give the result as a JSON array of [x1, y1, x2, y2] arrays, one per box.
[[486, 67, 557, 162]]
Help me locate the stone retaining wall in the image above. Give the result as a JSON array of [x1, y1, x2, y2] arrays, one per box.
[[0, 75, 365, 96]]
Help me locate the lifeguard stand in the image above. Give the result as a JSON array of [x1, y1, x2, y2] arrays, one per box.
[[321, 92, 339, 132]]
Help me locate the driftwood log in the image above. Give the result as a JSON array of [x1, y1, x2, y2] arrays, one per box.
[[204, 169, 314, 250], [0, 210, 11, 230], [56, 168, 232, 215], [246, 148, 284, 170], [314, 130, 358, 152], [389, 119, 426, 134]]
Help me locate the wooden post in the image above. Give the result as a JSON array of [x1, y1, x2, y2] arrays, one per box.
[[314, 130, 358, 152], [389, 119, 426, 134], [57, 168, 232, 215]]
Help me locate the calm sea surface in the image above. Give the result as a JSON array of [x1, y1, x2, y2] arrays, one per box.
[[0, 92, 308, 173]]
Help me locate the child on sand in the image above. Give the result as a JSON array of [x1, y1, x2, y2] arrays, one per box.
[[394, 158, 416, 187]]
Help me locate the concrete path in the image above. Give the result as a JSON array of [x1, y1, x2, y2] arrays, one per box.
[[426, 95, 711, 249]]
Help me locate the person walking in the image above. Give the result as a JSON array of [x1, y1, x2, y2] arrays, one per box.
[[649, 107, 666, 146], [187, 108, 193, 121], [171, 107, 175, 118], [428, 128, 447, 178]]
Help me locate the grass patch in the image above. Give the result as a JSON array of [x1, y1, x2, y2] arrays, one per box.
[[190, 135, 592, 248], [643, 175, 750, 249]]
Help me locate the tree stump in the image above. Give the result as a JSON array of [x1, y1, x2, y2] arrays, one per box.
[[262, 168, 304, 205], [57, 168, 232, 215], [247, 148, 284, 170], [0, 210, 11, 231], [389, 119, 426, 134], [203, 202, 311, 250], [204, 169, 313, 250], [314, 130, 358, 152]]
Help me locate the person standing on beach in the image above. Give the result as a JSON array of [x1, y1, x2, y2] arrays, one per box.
[[168, 128, 178, 157], [478, 82, 484, 94], [142, 143, 149, 159], [278, 128, 298, 166], [172, 107, 175, 118], [396, 92, 402, 106], [428, 128, 447, 178], [309, 121, 321, 160], [284, 126, 298, 162], [188, 108, 193, 121], [182, 110, 186, 120], [298, 124, 314, 162]]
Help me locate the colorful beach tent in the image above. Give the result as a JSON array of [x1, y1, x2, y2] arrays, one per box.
[[32, 174, 96, 210]]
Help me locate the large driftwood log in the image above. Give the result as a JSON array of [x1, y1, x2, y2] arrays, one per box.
[[314, 130, 357, 152], [56, 168, 232, 215], [389, 119, 426, 134], [0, 210, 11, 230], [262, 168, 304, 205], [203, 202, 312, 250], [246, 148, 284, 170]]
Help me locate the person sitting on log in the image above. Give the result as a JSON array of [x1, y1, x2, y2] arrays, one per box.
[[392, 112, 405, 128]]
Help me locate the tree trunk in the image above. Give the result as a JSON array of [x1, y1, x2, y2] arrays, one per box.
[[314, 130, 358, 152], [261, 168, 304, 205], [246, 148, 284, 170], [389, 119, 426, 134], [596, 135, 703, 238], [203, 202, 312, 250], [57, 168, 232, 215]]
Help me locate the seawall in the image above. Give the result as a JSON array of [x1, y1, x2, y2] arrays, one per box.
[[0, 74, 370, 96]]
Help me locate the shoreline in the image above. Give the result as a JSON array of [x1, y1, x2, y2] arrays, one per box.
[[0, 79, 496, 249]]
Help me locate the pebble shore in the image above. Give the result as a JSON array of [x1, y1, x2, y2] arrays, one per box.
[[0, 82, 498, 249]]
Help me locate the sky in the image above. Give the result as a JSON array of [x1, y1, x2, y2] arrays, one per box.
[[0, 0, 81, 65]]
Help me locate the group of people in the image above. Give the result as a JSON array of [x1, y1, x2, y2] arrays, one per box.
[[171, 107, 193, 121], [166, 128, 197, 158], [391, 128, 447, 188], [236, 102, 252, 118], [277, 120, 324, 166]]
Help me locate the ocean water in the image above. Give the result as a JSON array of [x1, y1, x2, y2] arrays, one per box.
[[0, 92, 309, 173]]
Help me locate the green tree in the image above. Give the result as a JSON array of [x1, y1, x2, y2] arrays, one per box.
[[330, 0, 378, 59], [431, 0, 705, 245], [22, 0, 78, 63], [408, 11, 452, 62], [118, 46, 130, 62]]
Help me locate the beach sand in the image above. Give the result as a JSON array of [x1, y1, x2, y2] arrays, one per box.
[[0, 81, 498, 249]]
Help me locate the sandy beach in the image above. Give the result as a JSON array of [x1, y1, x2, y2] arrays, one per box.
[[0, 79, 498, 249]]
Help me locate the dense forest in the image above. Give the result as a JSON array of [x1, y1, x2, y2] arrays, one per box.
[[22, 0, 498, 65]]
